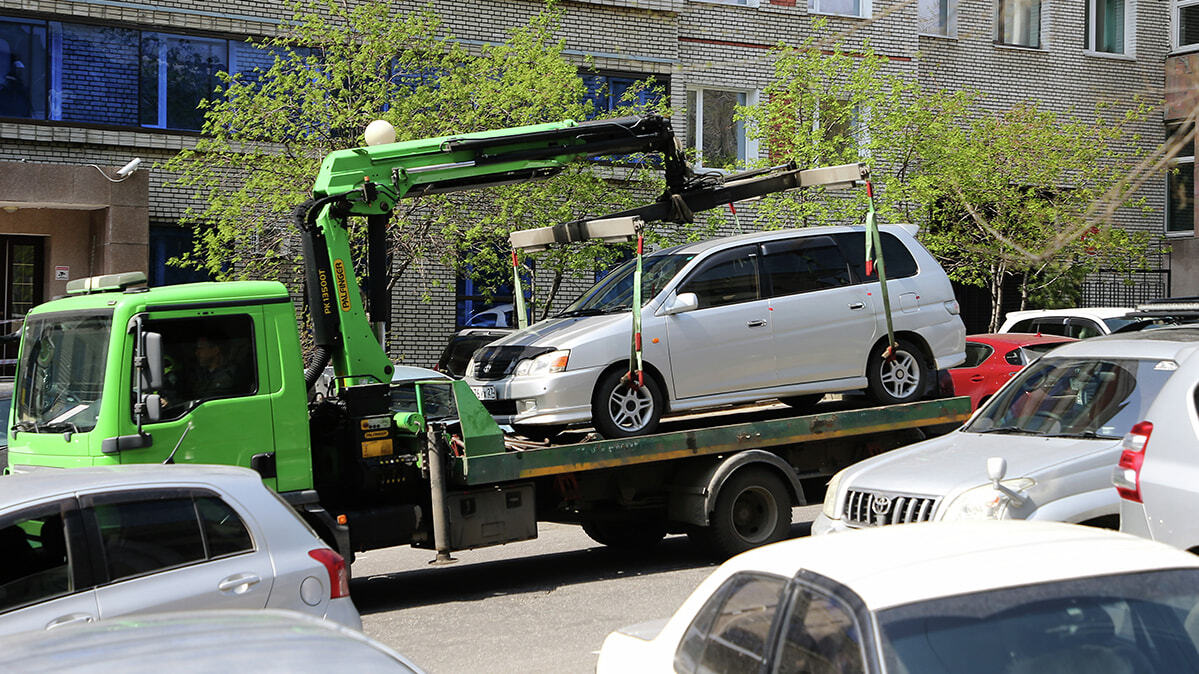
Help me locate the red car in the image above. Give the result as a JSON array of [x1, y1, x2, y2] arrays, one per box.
[[950, 333, 1077, 409]]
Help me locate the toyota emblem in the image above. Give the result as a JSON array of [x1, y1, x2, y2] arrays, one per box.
[[870, 495, 892, 516]]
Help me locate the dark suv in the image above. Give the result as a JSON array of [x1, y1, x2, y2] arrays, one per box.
[[436, 328, 514, 378]]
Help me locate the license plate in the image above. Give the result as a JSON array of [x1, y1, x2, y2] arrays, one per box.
[[471, 385, 497, 401]]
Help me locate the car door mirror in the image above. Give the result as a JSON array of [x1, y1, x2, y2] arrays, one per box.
[[661, 292, 699, 316]]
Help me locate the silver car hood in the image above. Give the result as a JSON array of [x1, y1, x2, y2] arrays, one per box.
[[491, 312, 631, 348], [846, 431, 1121, 494]]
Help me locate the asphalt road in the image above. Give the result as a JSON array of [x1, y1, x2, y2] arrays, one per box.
[[350, 504, 822, 673]]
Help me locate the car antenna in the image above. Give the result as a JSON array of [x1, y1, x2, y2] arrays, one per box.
[[163, 422, 194, 464]]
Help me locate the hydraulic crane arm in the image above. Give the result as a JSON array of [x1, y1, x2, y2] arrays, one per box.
[[298, 115, 691, 389]]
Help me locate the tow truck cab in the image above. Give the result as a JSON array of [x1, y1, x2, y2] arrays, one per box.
[[5, 273, 313, 492]]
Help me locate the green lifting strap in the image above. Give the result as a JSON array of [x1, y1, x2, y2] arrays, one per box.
[[864, 181, 898, 359], [627, 234, 645, 387], [511, 250, 529, 331]]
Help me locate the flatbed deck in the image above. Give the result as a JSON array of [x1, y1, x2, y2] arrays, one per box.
[[454, 396, 971, 485]]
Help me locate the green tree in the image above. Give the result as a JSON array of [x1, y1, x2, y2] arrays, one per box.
[[164, 0, 670, 326]]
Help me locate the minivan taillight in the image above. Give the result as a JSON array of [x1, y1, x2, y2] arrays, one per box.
[[1113, 421, 1153, 503], [308, 548, 349, 599]]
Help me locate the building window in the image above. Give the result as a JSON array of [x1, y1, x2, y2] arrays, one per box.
[[818, 99, 865, 159], [584, 73, 666, 118], [1087, 0, 1134, 54], [809, 0, 869, 18], [996, 0, 1041, 48], [456, 262, 531, 329], [140, 32, 228, 131], [149, 225, 212, 287], [0, 18, 47, 119], [54, 23, 140, 125], [687, 88, 757, 169], [919, 0, 957, 36], [1168, 129, 1195, 235], [1176, 0, 1199, 50]]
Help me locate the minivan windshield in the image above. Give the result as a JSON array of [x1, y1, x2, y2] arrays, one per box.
[[965, 356, 1176, 439], [15, 311, 112, 433], [559, 254, 693, 317]]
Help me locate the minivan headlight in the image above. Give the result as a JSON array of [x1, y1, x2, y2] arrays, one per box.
[[940, 479, 1035, 521], [514, 350, 570, 377], [821, 468, 849, 520]]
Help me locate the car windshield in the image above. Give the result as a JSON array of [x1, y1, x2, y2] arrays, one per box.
[[390, 381, 457, 421], [14, 312, 112, 433], [879, 568, 1199, 673], [965, 356, 1175, 439], [559, 253, 694, 316]]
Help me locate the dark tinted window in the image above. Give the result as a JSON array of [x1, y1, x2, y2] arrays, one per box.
[[762, 237, 852, 297], [89, 489, 253, 582], [1004, 348, 1024, 366], [776, 588, 866, 674], [139, 314, 258, 421], [675, 572, 788, 673], [962, 342, 994, 369], [1009, 319, 1038, 333], [680, 246, 761, 309], [196, 495, 253, 558], [0, 502, 73, 613], [839, 232, 919, 281], [1066, 319, 1104, 339]]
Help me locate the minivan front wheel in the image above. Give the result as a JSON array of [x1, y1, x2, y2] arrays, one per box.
[[866, 339, 930, 405], [592, 369, 664, 438]]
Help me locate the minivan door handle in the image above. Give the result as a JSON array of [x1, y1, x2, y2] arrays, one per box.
[[46, 613, 95, 630], [218, 573, 262, 594], [746, 319, 768, 328], [848, 302, 865, 310]]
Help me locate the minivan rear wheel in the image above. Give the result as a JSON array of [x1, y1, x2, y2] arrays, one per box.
[[592, 369, 664, 438], [866, 339, 930, 405]]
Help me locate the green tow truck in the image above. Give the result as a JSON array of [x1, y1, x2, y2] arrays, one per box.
[[5, 115, 970, 562]]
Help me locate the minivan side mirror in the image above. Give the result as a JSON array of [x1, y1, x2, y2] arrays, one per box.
[[661, 292, 699, 316]]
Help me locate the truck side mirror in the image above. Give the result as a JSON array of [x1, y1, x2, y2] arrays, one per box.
[[661, 292, 699, 316], [140, 331, 164, 390], [144, 393, 162, 423]]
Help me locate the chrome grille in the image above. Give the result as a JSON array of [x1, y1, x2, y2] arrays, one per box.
[[843, 489, 938, 527]]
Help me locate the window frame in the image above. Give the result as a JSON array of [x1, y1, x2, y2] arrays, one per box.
[[808, 0, 873, 19], [1175, 0, 1199, 51], [1086, 0, 1136, 56], [1167, 125, 1195, 236], [995, 0, 1043, 49], [677, 244, 763, 310], [918, 0, 958, 37], [0, 498, 90, 615], [674, 571, 790, 673], [686, 86, 760, 171]]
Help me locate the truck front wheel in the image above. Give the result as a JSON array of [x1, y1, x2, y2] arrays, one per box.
[[581, 518, 667, 549], [698, 468, 792, 557]]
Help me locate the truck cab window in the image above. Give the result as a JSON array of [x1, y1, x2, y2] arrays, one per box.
[[136, 314, 257, 421]]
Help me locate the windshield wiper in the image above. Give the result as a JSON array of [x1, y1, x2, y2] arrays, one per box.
[[556, 307, 627, 318], [40, 421, 80, 434], [973, 426, 1040, 435], [14, 420, 39, 432], [1044, 430, 1114, 440]]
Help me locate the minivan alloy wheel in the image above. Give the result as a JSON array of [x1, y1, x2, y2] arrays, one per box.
[[592, 369, 664, 438], [608, 383, 654, 431], [880, 349, 921, 399], [866, 338, 930, 405]]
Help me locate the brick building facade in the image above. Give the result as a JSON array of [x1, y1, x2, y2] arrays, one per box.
[[0, 0, 1175, 364]]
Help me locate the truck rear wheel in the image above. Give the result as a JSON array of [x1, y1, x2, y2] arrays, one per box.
[[698, 468, 792, 557], [581, 518, 667, 550]]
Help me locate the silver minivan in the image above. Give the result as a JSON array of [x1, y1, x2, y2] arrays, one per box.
[[464, 225, 966, 438]]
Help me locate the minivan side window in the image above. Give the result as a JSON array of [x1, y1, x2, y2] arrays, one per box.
[[838, 232, 919, 281], [86, 489, 254, 583], [761, 236, 852, 297], [0, 501, 76, 613], [679, 245, 761, 310], [774, 586, 867, 674]]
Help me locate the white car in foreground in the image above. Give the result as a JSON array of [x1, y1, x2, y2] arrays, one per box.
[[814, 329, 1197, 534], [598, 521, 1199, 673]]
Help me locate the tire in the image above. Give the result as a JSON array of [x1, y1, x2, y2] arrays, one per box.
[[592, 369, 665, 438], [700, 468, 793, 557], [581, 518, 667, 550], [511, 424, 564, 443], [779, 394, 823, 411], [866, 338, 931, 405]]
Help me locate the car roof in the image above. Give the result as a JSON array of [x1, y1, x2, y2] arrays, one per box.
[[658, 224, 913, 257], [2, 464, 265, 508], [966, 333, 1077, 347], [720, 521, 1199, 611], [1002, 307, 1133, 323], [0, 609, 423, 673], [1030, 325, 1199, 361]]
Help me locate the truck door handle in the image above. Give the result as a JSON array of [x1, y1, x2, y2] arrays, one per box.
[[46, 613, 95, 630], [848, 302, 865, 310], [746, 319, 768, 328], [218, 573, 262, 594]]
